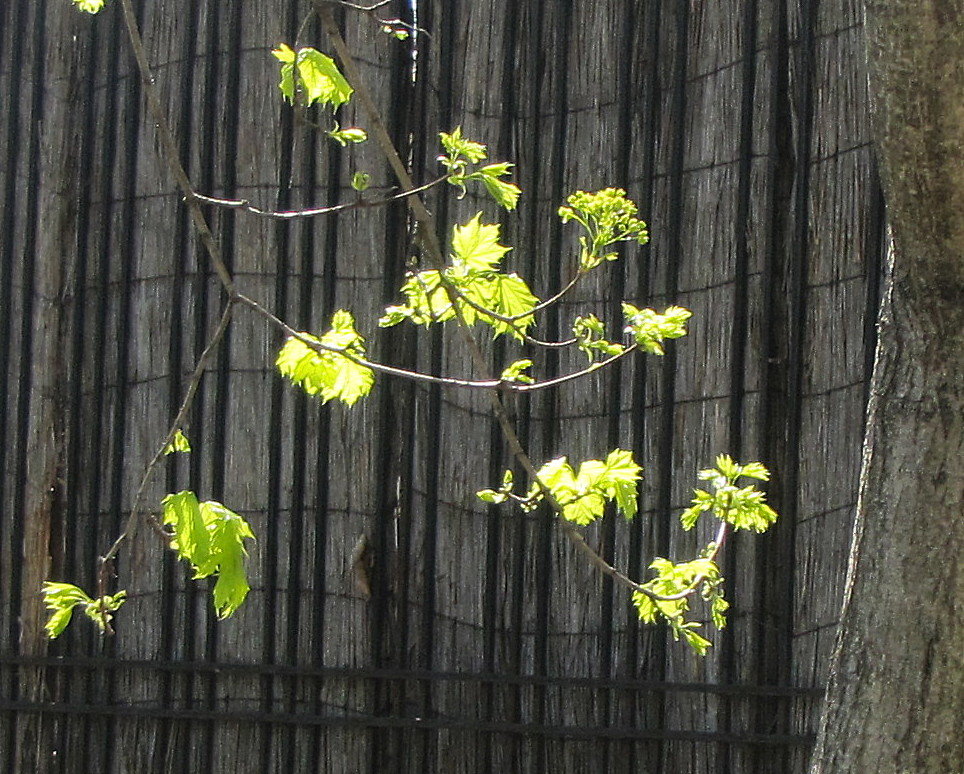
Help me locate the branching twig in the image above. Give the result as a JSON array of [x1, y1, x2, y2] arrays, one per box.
[[316, 4, 694, 603], [235, 293, 505, 390], [92, 0, 712, 629], [511, 346, 636, 393], [315, 0, 429, 37], [188, 175, 446, 220], [98, 302, 236, 591], [649, 520, 729, 601]]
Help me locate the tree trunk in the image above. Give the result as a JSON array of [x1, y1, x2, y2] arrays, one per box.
[[810, 2, 964, 771]]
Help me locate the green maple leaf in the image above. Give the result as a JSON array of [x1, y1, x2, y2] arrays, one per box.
[[451, 213, 511, 271], [482, 273, 537, 338]]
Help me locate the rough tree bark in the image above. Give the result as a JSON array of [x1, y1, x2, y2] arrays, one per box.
[[810, 2, 964, 772]]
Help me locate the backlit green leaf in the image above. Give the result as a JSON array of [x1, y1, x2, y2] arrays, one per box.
[[72, 0, 107, 13], [206, 509, 255, 618], [163, 429, 191, 455], [162, 494, 255, 619], [272, 45, 353, 109], [439, 127, 487, 163], [451, 213, 511, 271], [162, 490, 211, 569], [42, 582, 92, 638], [276, 311, 375, 406], [351, 172, 372, 192], [500, 359, 534, 384], [328, 126, 368, 146]]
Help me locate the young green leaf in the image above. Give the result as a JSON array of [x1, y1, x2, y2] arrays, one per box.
[[272, 45, 353, 109], [439, 127, 487, 164], [500, 359, 535, 384], [162, 429, 191, 455], [42, 582, 93, 638], [471, 163, 522, 211], [599, 448, 642, 519], [276, 311, 375, 406], [203, 504, 256, 618], [476, 488, 509, 504], [162, 494, 255, 619], [351, 172, 372, 192], [710, 591, 729, 630], [41, 582, 127, 638], [451, 214, 511, 272], [162, 490, 211, 569], [622, 304, 692, 355], [328, 126, 368, 146], [680, 626, 712, 656], [480, 274, 538, 338], [72, 0, 107, 13]]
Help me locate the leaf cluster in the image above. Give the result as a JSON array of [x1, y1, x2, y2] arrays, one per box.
[[622, 304, 692, 355], [162, 491, 255, 619], [572, 314, 626, 363], [379, 214, 539, 340], [558, 188, 649, 270], [276, 311, 375, 406], [478, 449, 641, 525], [631, 555, 726, 656], [680, 454, 777, 532], [438, 128, 521, 211], [42, 582, 127, 638]]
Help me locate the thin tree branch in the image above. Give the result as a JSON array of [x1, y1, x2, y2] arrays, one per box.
[[117, 0, 235, 295], [188, 175, 446, 220], [98, 302, 236, 586], [511, 346, 636, 393], [234, 293, 504, 390], [511, 269, 585, 321], [316, 0, 428, 36]]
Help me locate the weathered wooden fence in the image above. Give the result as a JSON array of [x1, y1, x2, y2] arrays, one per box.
[[0, 0, 882, 771]]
